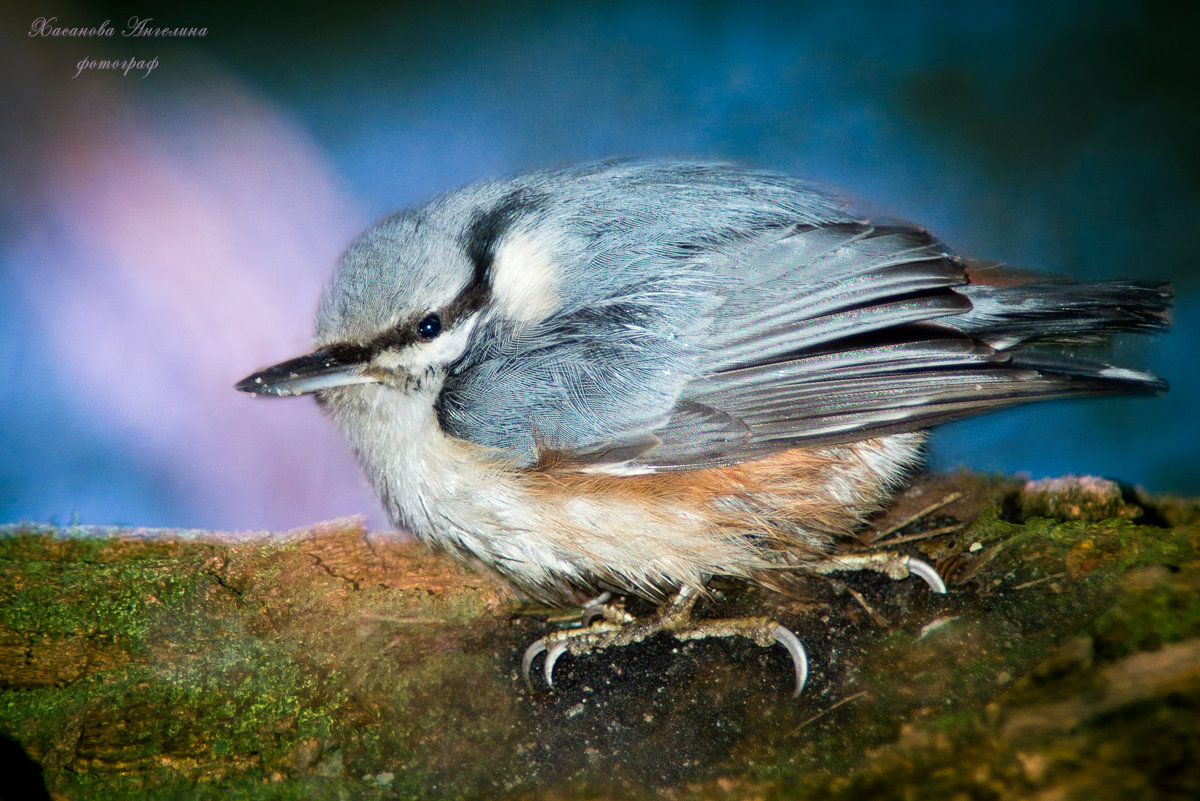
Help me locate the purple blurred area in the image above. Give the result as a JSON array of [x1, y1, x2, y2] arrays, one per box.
[[1, 1, 1196, 532], [2, 17, 379, 529]]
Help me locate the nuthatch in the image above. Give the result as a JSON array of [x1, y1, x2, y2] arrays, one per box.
[[237, 160, 1171, 694]]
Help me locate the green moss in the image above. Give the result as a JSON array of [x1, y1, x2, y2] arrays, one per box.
[[0, 540, 215, 645], [1091, 565, 1200, 660], [52, 772, 393, 801], [0, 644, 342, 772], [704, 506, 1200, 799]]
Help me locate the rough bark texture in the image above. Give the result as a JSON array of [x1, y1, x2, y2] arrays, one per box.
[[1, 472, 1199, 800]]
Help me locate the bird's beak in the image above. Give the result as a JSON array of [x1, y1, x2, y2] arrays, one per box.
[[235, 347, 377, 397]]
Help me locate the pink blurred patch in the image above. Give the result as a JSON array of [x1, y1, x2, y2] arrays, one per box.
[[12, 64, 388, 532]]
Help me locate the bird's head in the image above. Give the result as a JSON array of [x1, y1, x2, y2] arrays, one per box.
[[236, 186, 561, 400]]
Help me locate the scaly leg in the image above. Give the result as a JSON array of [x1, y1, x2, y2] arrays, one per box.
[[521, 555, 945, 697], [808, 553, 947, 593], [523, 585, 809, 696]]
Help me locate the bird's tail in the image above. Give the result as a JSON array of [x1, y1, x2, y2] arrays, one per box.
[[950, 265, 1172, 354]]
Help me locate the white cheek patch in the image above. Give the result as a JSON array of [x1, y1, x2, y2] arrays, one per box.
[[491, 232, 560, 323]]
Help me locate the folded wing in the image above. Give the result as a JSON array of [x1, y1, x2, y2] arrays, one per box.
[[439, 215, 1171, 471]]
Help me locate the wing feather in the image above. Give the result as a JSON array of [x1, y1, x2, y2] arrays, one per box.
[[436, 164, 1169, 471]]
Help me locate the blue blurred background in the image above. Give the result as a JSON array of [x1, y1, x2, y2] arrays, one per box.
[[1, 0, 1195, 532]]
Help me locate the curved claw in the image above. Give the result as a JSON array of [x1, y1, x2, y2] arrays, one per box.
[[905, 557, 947, 594], [544, 641, 569, 687], [580, 591, 612, 626], [521, 638, 547, 687], [770, 624, 809, 697]]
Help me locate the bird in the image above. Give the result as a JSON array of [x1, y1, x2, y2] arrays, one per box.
[[236, 159, 1171, 695]]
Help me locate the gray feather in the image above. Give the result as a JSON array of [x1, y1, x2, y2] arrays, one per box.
[[416, 161, 1171, 470], [950, 279, 1173, 347]]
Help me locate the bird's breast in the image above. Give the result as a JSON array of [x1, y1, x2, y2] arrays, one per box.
[[324, 383, 925, 601]]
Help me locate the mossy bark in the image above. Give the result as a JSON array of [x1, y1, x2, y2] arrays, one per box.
[[1, 473, 1198, 800]]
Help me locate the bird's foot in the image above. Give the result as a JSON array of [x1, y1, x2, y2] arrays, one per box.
[[539, 590, 618, 628], [522, 585, 809, 696], [808, 552, 948, 594], [521, 554, 946, 697]]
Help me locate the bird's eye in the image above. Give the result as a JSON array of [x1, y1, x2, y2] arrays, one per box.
[[416, 313, 442, 340]]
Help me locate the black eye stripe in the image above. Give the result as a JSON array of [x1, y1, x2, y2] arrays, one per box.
[[463, 188, 547, 279], [362, 311, 447, 355], [417, 313, 442, 340], [355, 191, 548, 359]]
